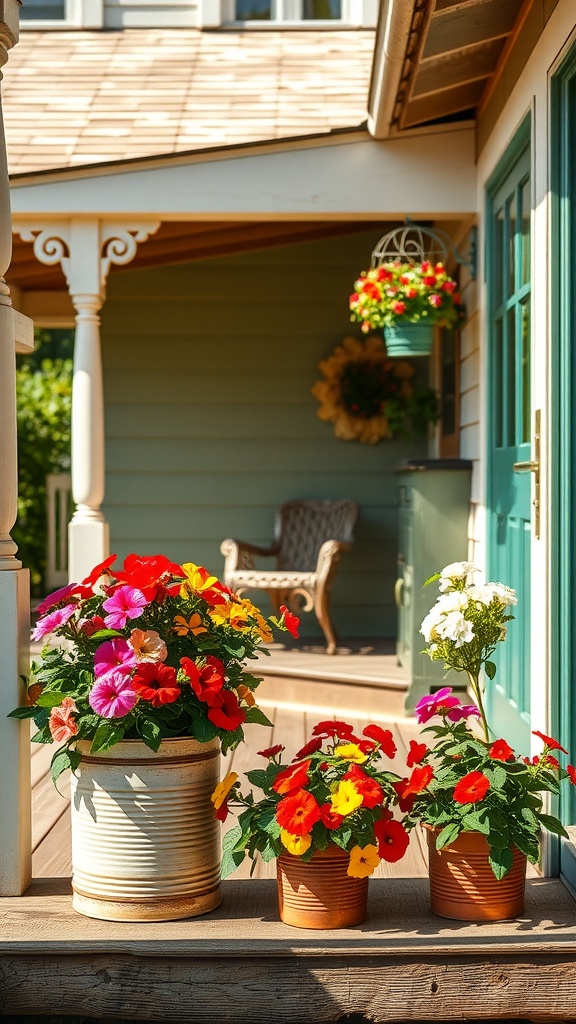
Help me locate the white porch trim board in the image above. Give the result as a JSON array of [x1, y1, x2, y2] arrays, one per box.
[[14, 218, 160, 581], [0, 0, 34, 896]]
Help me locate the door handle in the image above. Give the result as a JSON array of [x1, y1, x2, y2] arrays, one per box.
[[512, 409, 541, 539], [394, 577, 404, 608]]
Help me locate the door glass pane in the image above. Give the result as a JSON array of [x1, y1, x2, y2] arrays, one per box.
[[520, 177, 531, 287], [507, 193, 517, 297], [20, 0, 65, 16], [302, 0, 341, 15], [235, 0, 271, 17], [521, 299, 531, 443], [507, 308, 516, 445], [495, 206, 505, 308], [494, 318, 504, 448]]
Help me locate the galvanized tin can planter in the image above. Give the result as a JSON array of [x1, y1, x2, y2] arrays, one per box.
[[71, 736, 221, 922], [277, 845, 368, 929], [426, 826, 527, 921]]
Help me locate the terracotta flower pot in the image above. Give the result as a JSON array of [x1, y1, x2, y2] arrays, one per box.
[[426, 826, 527, 921], [71, 737, 222, 922], [277, 845, 368, 929]]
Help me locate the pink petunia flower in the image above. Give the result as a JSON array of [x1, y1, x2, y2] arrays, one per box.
[[31, 604, 76, 642], [49, 697, 78, 744], [446, 703, 482, 723], [35, 584, 77, 617], [102, 586, 147, 629], [94, 638, 137, 678], [89, 671, 138, 718], [415, 686, 462, 724]]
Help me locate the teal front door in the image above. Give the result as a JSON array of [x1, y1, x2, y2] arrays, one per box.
[[486, 126, 532, 755]]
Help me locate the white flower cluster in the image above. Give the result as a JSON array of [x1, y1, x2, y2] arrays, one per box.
[[420, 563, 518, 649]]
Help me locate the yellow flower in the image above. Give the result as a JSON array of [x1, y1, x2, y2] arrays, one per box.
[[211, 771, 238, 810], [330, 780, 363, 816], [173, 613, 208, 637], [280, 830, 312, 856], [347, 845, 380, 878], [180, 562, 220, 599], [334, 743, 367, 764], [210, 602, 250, 630]]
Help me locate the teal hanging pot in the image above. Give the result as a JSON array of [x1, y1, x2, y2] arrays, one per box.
[[383, 321, 434, 358]]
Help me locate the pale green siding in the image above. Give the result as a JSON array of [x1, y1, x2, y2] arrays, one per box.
[[101, 229, 428, 638]]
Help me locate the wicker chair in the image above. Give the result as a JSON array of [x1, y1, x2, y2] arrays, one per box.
[[221, 499, 359, 655]]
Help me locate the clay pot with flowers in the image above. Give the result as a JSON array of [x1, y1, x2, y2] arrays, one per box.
[[399, 561, 576, 921], [217, 720, 410, 929], [349, 260, 465, 357], [11, 552, 297, 923]]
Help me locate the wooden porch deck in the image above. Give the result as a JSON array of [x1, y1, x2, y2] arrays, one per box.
[[5, 668, 576, 1022]]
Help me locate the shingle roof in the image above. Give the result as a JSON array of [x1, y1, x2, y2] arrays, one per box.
[[4, 28, 374, 175]]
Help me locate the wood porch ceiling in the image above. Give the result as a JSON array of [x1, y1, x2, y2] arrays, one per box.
[[392, 0, 528, 132], [8, 219, 394, 290]]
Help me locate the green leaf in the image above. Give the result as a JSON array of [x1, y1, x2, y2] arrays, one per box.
[[89, 629, 123, 640], [487, 764, 507, 790], [488, 846, 514, 880], [35, 691, 69, 708], [423, 573, 441, 587], [461, 811, 490, 835], [7, 705, 39, 719], [539, 813, 569, 838], [191, 715, 218, 743], [139, 719, 162, 753], [221, 847, 245, 880], [50, 747, 81, 790], [485, 661, 497, 680], [243, 706, 274, 727], [31, 729, 53, 744], [436, 822, 461, 850], [222, 824, 242, 854], [245, 769, 270, 790], [90, 721, 125, 754]]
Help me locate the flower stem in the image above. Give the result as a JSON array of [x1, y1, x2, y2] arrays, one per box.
[[467, 670, 490, 744]]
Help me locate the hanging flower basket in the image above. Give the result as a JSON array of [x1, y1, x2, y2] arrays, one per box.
[[383, 321, 435, 358], [349, 259, 465, 358]]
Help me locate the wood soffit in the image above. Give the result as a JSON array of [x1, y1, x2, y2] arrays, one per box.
[[391, 0, 531, 132], [8, 219, 395, 289]]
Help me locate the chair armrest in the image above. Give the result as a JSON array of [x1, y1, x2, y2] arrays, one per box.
[[315, 539, 352, 583], [220, 538, 280, 578]]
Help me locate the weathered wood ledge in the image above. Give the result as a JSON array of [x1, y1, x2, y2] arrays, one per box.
[[2, 878, 576, 1021]]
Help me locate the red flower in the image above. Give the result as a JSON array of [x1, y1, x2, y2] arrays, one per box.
[[207, 690, 246, 731], [279, 605, 299, 638], [276, 788, 320, 835], [376, 267, 392, 282], [112, 553, 184, 601], [391, 300, 406, 315], [489, 739, 515, 762], [181, 655, 226, 706], [374, 817, 410, 863], [131, 662, 181, 707], [214, 801, 230, 822], [453, 771, 490, 804], [272, 759, 312, 795], [343, 764, 384, 808], [544, 755, 560, 770], [406, 740, 428, 768], [293, 736, 323, 760], [79, 615, 107, 638], [319, 803, 344, 830], [257, 744, 285, 759], [567, 765, 576, 785], [402, 765, 434, 798], [312, 720, 355, 740], [357, 739, 376, 754], [361, 280, 381, 300], [82, 554, 118, 588], [532, 730, 568, 754], [392, 778, 416, 813], [362, 724, 396, 758]]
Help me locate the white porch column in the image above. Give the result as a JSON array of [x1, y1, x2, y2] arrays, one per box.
[[0, 0, 34, 895], [14, 219, 159, 581]]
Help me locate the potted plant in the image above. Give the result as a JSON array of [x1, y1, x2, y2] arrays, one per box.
[[400, 561, 576, 921], [217, 719, 410, 928], [349, 260, 465, 357], [11, 552, 297, 922]]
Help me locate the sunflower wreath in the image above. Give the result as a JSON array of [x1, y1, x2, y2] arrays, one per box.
[[311, 335, 439, 445]]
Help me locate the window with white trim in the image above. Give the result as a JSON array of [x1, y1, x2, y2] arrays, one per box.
[[20, 0, 66, 19], [220, 0, 376, 26]]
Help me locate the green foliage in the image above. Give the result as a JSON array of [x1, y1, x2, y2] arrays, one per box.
[[15, 329, 73, 592]]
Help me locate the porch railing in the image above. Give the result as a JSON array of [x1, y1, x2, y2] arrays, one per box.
[[46, 473, 72, 590]]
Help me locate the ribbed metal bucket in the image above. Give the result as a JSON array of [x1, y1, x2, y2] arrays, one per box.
[[383, 322, 434, 357], [71, 737, 221, 922], [426, 827, 526, 921], [277, 846, 368, 929]]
